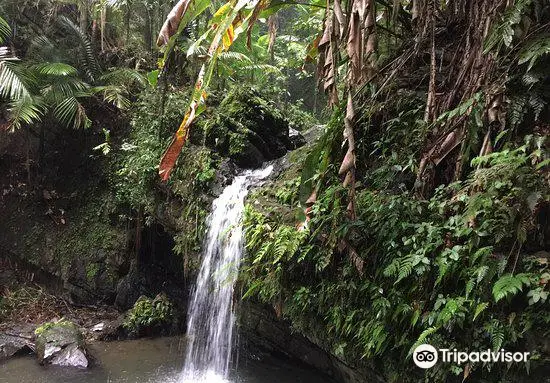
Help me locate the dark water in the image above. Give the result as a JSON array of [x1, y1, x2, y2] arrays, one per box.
[[0, 337, 333, 383]]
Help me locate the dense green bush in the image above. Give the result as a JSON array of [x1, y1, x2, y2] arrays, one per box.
[[123, 294, 173, 335]]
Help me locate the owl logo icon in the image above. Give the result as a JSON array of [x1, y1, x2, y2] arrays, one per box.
[[413, 344, 438, 368]]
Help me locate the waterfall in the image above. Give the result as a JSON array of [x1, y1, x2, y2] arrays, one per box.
[[181, 165, 273, 383]]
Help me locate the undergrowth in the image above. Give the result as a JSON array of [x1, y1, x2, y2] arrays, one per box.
[[242, 131, 550, 381]]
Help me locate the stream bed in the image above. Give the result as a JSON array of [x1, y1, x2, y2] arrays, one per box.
[[0, 337, 334, 383]]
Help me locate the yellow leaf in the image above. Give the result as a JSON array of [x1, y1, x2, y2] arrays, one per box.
[[222, 24, 234, 51]]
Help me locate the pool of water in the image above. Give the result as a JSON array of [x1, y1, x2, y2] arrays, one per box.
[[0, 337, 334, 383]]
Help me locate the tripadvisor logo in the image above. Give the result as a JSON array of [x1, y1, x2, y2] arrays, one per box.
[[413, 344, 438, 368], [412, 344, 530, 369]]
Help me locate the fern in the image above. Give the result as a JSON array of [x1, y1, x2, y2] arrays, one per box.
[[492, 273, 532, 302], [408, 327, 438, 356], [473, 302, 489, 321], [241, 64, 282, 74], [488, 319, 505, 351], [476, 265, 490, 283], [218, 51, 253, 63], [484, 0, 533, 54], [518, 33, 550, 71]]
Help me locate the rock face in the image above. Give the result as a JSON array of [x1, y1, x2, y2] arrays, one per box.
[[202, 88, 305, 168], [35, 320, 89, 368], [0, 334, 34, 360], [238, 301, 384, 383]]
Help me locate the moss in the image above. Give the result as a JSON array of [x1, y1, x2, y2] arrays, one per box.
[[86, 263, 100, 282], [34, 319, 73, 336]]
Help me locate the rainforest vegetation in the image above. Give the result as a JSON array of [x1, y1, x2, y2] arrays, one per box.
[[0, 0, 549, 382]]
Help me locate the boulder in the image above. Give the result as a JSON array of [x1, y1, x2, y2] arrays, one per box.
[[202, 87, 303, 169], [0, 333, 34, 360], [35, 320, 89, 368]]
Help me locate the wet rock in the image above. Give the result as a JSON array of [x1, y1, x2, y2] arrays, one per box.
[[35, 320, 89, 368], [90, 322, 105, 332], [0, 333, 34, 360], [95, 315, 126, 341], [114, 263, 145, 310], [238, 301, 384, 383], [288, 127, 306, 149]]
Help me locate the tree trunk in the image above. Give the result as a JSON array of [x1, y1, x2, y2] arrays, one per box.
[[125, 4, 131, 45], [79, 0, 89, 32], [38, 123, 45, 174], [144, 9, 153, 53]]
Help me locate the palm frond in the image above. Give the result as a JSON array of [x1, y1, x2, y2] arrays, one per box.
[[0, 16, 10, 44], [33, 62, 79, 77], [0, 46, 9, 60], [7, 95, 44, 131], [53, 96, 91, 129], [0, 58, 34, 99], [91, 85, 131, 110], [42, 76, 90, 104], [57, 15, 100, 83], [100, 68, 147, 88], [26, 35, 59, 62]]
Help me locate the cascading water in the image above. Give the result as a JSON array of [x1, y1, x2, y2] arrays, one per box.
[[181, 165, 273, 383]]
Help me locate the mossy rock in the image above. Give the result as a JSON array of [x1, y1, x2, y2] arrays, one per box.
[[122, 294, 175, 337], [35, 320, 89, 368], [201, 87, 298, 168]]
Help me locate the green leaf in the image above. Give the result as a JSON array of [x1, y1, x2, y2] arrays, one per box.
[[0, 16, 10, 44], [53, 96, 91, 129], [408, 327, 438, 356], [518, 34, 550, 71], [473, 302, 488, 321], [147, 69, 159, 87], [35, 62, 79, 76], [0, 58, 33, 99], [492, 273, 532, 302], [7, 95, 44, 130]]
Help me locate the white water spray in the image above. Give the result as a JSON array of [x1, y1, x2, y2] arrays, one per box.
[[181, 165, 273, 383]]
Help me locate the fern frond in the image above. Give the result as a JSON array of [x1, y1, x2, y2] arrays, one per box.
[[408, 327, 438, 356], [473, 302, 489, 321], [241, 63, 282, 74], [492, 273, 532, 302], [484, 0, 533, 54], [218, 51, 253, 63], [488, 319, 505, 351], [518, 33, 550, 71]]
